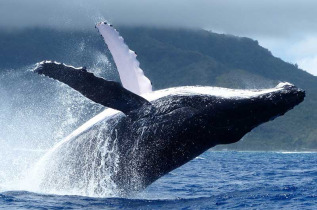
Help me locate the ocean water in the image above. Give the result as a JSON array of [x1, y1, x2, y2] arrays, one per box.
[[0, 151, 316, 209]]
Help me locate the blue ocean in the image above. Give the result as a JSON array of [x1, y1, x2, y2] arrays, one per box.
[[0, 151, 316, 209]]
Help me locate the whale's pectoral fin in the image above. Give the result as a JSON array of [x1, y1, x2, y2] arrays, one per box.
[[96, 22, 153, 95], [33, 61, 151, 114]]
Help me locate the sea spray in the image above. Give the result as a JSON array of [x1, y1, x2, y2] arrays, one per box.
[[23, 112, 123, 197], [0, 27, 119, 195], [0, 63, 108, 194]]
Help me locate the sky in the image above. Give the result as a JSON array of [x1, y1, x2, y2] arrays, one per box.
[[1, 0, 317, 76]]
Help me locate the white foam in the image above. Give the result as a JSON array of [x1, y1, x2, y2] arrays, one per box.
[[278, 151, 316, 154]]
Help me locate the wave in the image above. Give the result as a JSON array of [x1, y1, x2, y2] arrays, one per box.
[[1, 183, 315, 210], [276, 151, 317, 154]]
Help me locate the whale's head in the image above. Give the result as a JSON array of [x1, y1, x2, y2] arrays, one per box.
[[201, 83, 305, 145], [149, 82, 305, 150]]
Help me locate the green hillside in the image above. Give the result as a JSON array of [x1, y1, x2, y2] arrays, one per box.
[[0, 27, 316, 150]]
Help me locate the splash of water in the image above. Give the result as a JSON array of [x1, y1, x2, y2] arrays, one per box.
[[22, 113, 122, 197], [0, 25, 122, 195], [0, 61, 108, 194]]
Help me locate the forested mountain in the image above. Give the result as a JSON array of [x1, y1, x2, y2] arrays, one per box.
[[0, 27, 316, 150]]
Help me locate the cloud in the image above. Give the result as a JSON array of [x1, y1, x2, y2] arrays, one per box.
[[297, 56, 317, 76], [1, 0, 317, 38], [259, 36, 317, 76], [289, 37, 317, 58], [1, 0, 317, 76], [290, 37, 317, 76]]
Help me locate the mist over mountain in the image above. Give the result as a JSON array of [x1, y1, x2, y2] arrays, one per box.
[[0, 27, 316, 150]]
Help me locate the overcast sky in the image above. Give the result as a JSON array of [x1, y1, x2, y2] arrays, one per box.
[[1, 0, 317, 75]]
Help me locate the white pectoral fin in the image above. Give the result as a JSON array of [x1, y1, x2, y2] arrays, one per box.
[[96, 22, 153, 96]]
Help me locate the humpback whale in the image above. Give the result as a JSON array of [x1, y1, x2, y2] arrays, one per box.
[[32, 22, 305, 196]]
